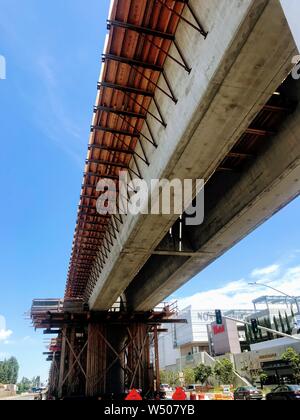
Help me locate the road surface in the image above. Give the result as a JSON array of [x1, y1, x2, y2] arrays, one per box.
[[0, 394, 35, 401]]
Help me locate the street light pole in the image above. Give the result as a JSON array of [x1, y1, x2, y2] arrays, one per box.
[[248, 282, 300, 315]]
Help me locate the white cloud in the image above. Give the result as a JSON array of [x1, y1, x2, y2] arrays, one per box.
[[0, 329, 13, 342], [251, 264, 280, 278], [176, 263, 300, 311], [0, 315, 13, 342]]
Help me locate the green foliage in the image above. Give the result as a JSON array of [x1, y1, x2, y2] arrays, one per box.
[[273, 316, 280, 335], [259, 372, 268, 384], [291, 307, 295, 319], [194, 363, 212, 385], [159, 370, 180, 387], [17, 377, 32, 394], [285, 312, 292, 335], [257, 322, 263, 340], [246, 325, 254, 344], [278, 311, 285, 334], [31, 376, 41, 388], [183, 368, 195, 386], [213, 359, 235, 385], [0, 357, 19, 385], [264, 317, 274, 340], [281, 348, 300, 383]]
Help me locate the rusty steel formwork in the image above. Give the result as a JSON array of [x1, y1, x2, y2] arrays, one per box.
[[49, 321, 158, 398], [32, 300, 184, 399], [85, 322, 152, 397], [65, 0, 208, 301], [48, 353, 60, 397]]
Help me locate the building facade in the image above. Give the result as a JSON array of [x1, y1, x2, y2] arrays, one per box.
[[158, 306, 254, 371]]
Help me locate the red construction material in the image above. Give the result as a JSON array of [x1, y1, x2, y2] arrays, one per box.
[[172, 387, 187, 401], [125, 389, 143, 401]]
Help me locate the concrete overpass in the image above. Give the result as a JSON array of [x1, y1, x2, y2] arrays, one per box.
[[72, 0, 300, 311], [33, 0, 300, 399]]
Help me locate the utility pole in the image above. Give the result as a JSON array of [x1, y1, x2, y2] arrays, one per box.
[[153, 326, 160, 392]]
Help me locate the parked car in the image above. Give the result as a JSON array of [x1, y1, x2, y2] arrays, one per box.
[[185, 384, 201, 392], [234, 386, 263, 400], [32, 387, 43, 394], [266, 385, 300, 400], [159, 384, 173, 393]]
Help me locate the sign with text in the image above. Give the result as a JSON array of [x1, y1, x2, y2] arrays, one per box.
[[213, 324, 225, 336]]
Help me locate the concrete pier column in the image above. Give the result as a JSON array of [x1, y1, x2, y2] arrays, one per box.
[[86, 323, 107, 397], [106, 325, 128, 395]]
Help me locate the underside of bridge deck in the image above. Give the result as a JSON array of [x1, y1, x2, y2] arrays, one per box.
[[87, 0, 299, 311], [125, 75, 300, 310]]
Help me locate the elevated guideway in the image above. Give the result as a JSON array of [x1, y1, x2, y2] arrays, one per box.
[[86, 0, 298, 310]]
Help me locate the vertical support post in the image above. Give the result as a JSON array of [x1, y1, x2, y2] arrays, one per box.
[[58, 327, 67, 399], [86, 323, 107, 397], [68, 327, 76, 395], [154, 326, 160, 392]]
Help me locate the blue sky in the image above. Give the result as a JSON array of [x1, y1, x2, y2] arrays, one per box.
[[0, 0, 300, 383]]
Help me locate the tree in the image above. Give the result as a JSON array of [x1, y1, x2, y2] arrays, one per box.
[[0, 357, 19, 384], [194, 364, 212, 385], [273, 316, 279, 333], [257, 322, 263, 341], [273, 316, 282, 339], [7, 357, 19, 384], [213, 359, 235, 385], [281, 348, 300, 383], [285, 312, 292, 335], [160, 370, 179, 387], [17, 377, 32, 394], [32, 376, 41, 388], [183, 368, 195, 386], [259, 372, 268, 389], [278, 311, 286, 334], [264, 317, 274, 340], [0, 361, 9, 384], [246, 325, 254, 344]]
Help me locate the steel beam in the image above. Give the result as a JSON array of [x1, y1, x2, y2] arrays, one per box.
[[91, 125, 140, 138], [86, 158, 129, 169], [83, 173, 120, 181], [98, 81, 154, 97], [94, 105, 146, 119], [102, 54, 163, 72], [107, 19, 176, 41], [227, 152, 254, 158], [245, 128, 276, 136], [88, 144, 135, 155]]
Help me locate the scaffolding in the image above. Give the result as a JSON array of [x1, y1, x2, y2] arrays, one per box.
[[31, 299, 185, 399]]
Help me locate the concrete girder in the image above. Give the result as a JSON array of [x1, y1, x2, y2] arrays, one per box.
[[89, 0, 297, 310], [127, 80, 300, 310]]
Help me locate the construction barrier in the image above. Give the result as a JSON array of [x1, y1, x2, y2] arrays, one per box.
[[214, 393, 234, 401]]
